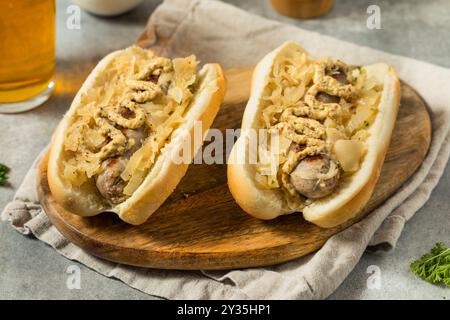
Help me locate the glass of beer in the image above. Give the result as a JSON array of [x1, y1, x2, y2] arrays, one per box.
[[0, 0, 55, 113]]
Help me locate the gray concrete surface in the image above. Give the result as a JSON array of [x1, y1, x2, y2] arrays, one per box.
[[0, 0, 449, 300]]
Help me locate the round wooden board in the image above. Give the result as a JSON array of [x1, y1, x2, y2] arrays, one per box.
[[37, 67, 431, 270]]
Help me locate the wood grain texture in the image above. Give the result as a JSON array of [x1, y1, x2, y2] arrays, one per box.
[[37, 67, 432, 270]]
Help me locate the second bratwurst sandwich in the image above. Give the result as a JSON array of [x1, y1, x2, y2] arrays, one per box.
[[228, 41, 400, 228], [48, 46, 226, 225]]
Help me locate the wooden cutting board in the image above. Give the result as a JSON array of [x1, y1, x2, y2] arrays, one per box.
[[37, 67, 431, 270]]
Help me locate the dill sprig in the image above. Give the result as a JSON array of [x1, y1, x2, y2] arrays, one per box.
[[410, 243, 450, 286]]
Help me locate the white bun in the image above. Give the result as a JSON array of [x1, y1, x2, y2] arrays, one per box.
[[228, 41, 400, 228], [48, 47, 226, 225]]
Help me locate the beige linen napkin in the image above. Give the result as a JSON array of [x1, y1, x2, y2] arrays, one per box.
[[3, 0, 450, 299]]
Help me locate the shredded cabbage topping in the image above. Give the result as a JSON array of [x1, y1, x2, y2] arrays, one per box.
[[256, 49, 382, 202], [62, 46, 199, 202]]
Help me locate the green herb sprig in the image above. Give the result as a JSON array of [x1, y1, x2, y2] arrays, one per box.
[[0, 163, 9, 186], [410, 243, 450, 286]]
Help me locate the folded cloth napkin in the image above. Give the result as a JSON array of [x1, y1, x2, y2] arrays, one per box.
[[3, 0, 450, 299]]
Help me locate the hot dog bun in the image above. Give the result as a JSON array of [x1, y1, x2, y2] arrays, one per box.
[[48, 46, 226, 225], [228, 41, 400, 228]]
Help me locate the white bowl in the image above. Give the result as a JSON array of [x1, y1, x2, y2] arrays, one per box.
[[72, 0, 144, 17]]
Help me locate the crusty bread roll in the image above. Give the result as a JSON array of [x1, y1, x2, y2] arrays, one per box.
[[48, 46, 226, 225], [228, 41, 400, 228]]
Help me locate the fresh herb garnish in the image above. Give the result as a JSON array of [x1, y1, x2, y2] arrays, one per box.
[[0, 163, 9, 186], [410, 243, 450, 286]]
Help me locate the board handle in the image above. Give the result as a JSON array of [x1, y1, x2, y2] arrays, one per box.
[[135, 19, 157, 49]]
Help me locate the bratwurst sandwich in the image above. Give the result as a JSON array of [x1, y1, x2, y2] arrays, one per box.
[[228, 41, 400, 228], [48, 46, 226, 225]]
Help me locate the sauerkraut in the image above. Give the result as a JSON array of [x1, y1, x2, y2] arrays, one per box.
[[62, 46, 199, 202], [256, 49, 382, 200]]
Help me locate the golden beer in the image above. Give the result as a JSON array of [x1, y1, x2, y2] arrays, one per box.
[[0, 0, 55, 112]]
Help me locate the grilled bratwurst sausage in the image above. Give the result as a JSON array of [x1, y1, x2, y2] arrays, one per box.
[[329, 70, 349, 85], [290, 155, 340, 199], [95, 127, 146, 203], [316, 92, 340, 104], [123, 127, 147, 156], [95, 157, 127, 204]]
